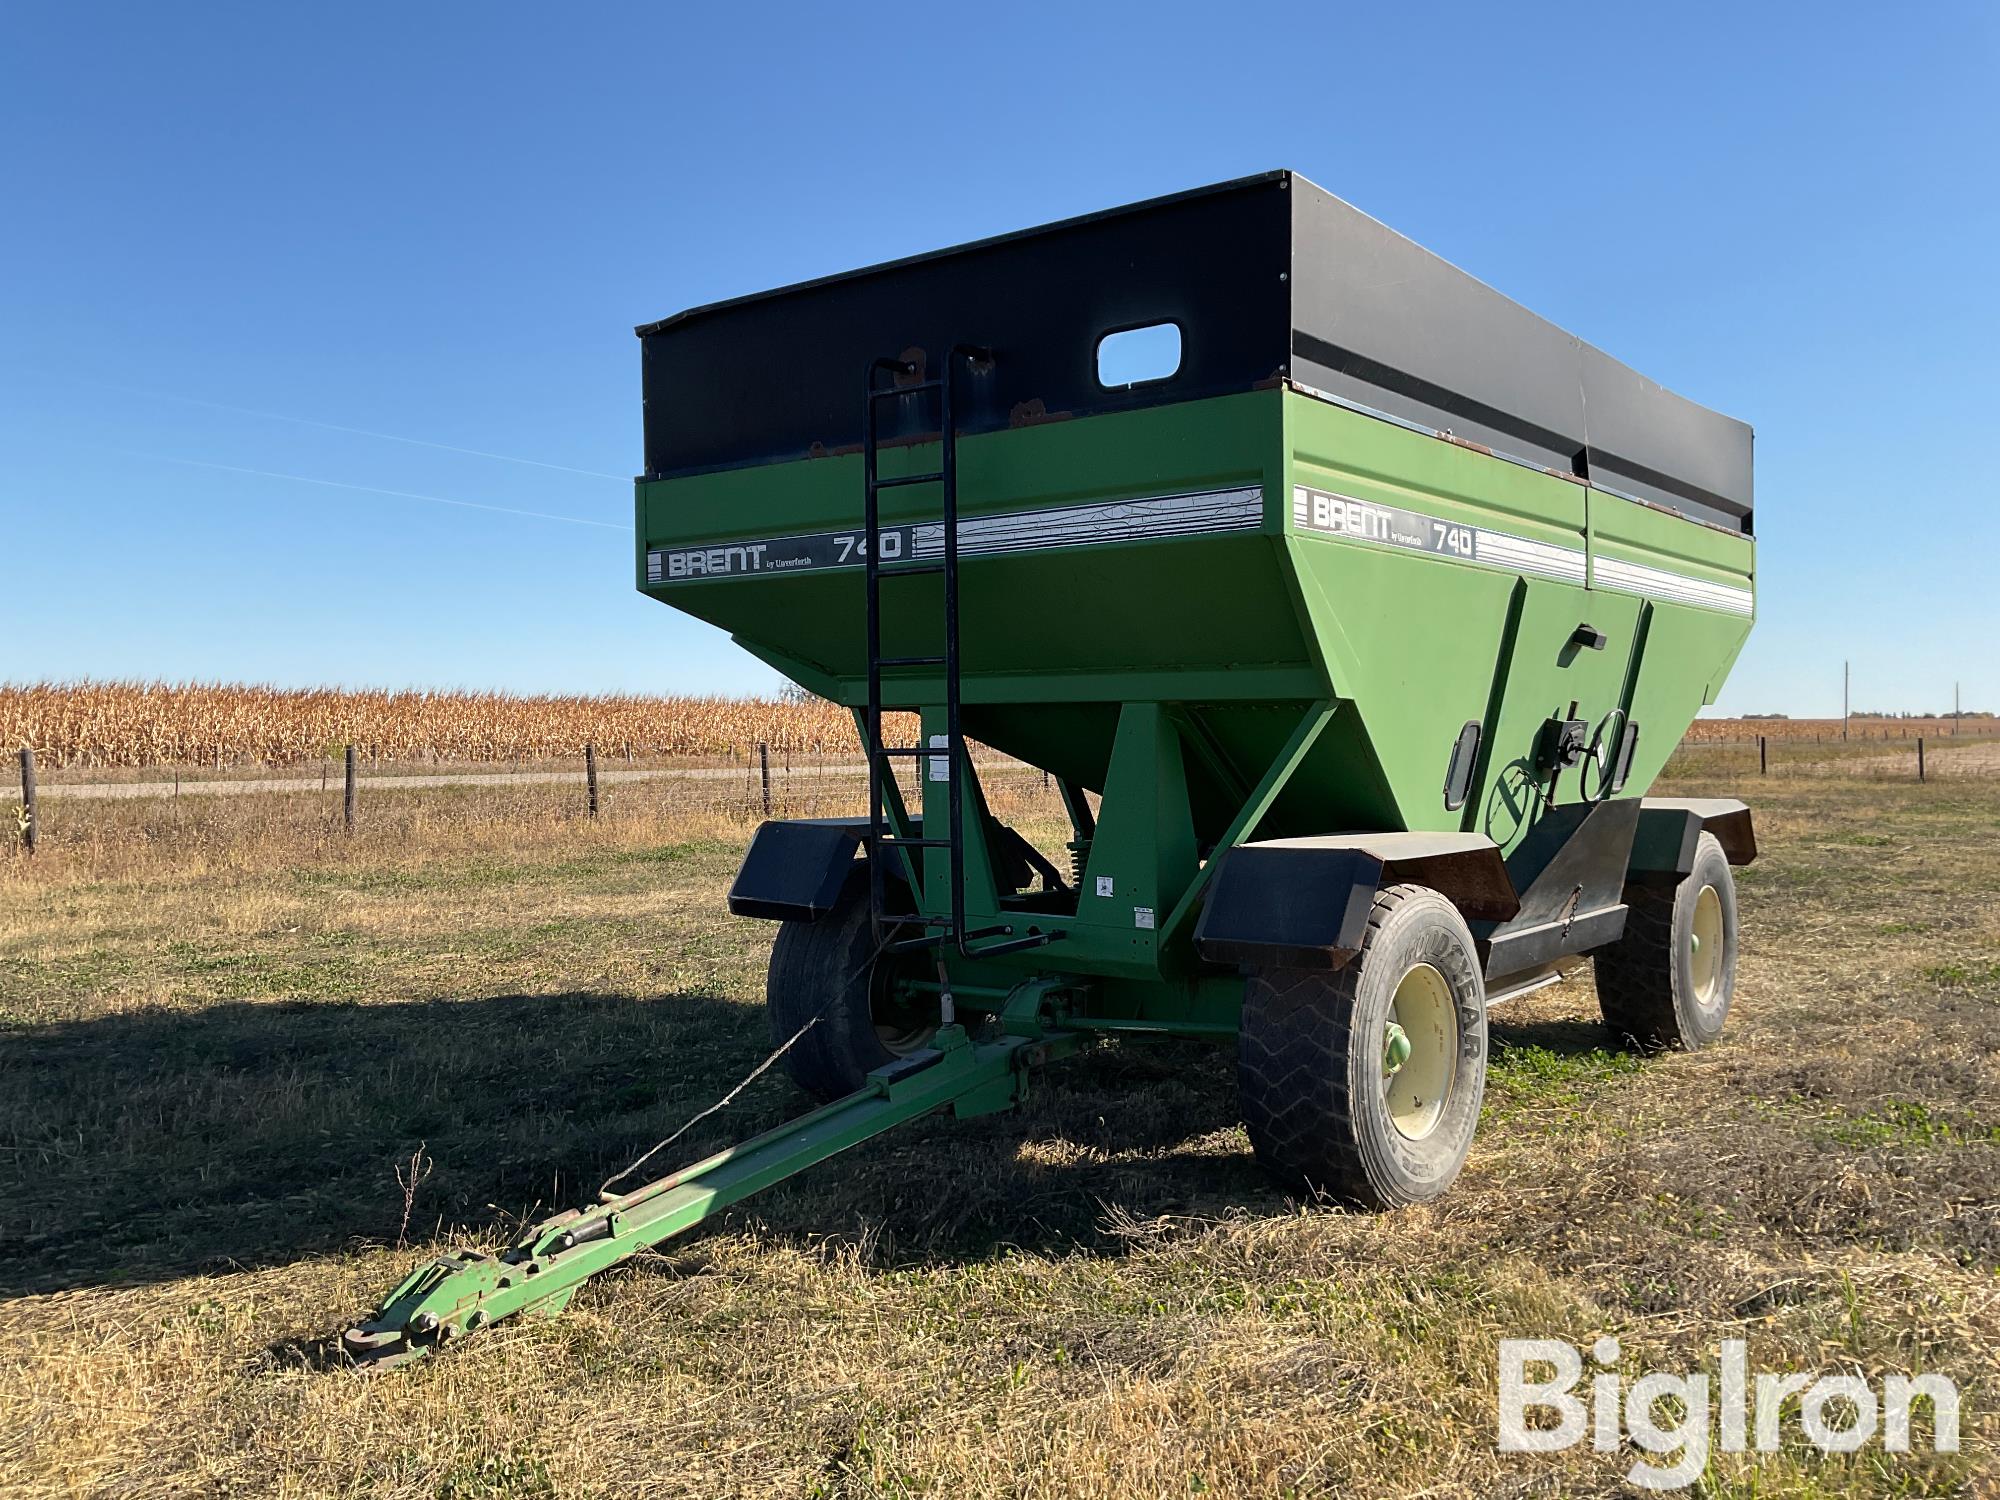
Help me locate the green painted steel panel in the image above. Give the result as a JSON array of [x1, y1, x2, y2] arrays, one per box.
[[640, 393, 1302, 706], [638, 385, 1753, 856], [1278, 392, 1753, 849]]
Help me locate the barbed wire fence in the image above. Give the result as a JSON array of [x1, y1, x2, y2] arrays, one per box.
[[12, 729, 2000, 860]]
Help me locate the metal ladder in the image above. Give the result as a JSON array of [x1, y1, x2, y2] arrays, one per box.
[[860, 348, 1052, 961]]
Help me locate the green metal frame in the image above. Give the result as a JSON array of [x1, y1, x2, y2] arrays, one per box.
[[865, 697, 1338, 1003]]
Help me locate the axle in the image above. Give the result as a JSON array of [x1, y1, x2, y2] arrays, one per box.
[[342, 1022, 1077, 1369]]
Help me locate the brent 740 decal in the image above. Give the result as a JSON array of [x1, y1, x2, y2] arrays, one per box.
[[1292, 485, 1587, 585], [648, 526, 914, 582]]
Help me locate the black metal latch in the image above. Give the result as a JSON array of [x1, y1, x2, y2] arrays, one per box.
[[1536, 709, 1591, 779]]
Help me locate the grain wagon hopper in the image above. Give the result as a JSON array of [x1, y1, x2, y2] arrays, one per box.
[[347, 172, 1757, 1366]]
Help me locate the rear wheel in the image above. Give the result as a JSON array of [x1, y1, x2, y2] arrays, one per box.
[[1594, 830, 1737, 1051], [1238, 884, 1488, 1209], [766, 874, 935, 1101]]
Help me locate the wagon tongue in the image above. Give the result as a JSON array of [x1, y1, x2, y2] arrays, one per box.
[[340, 1320, 427, 1371], [340, 1244, 559, 1371], [339, 1026, 1060, 1369]]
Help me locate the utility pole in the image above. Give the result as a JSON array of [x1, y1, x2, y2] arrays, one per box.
[[1842, 661, 1849, 741], [1955, 681, 1960, 736]]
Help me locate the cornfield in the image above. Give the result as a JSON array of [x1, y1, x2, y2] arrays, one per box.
[[0, 681, 915, 770], [7, 681, 1992, 771]]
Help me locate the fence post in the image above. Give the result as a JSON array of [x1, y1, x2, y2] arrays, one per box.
[[344, 744, 357, 833], [759, 741, 772, 815], [18, 747, 36, 856], [1918, 736, 1925, 783], [585, 742, 599, 818], [1758, 735, 1767, 775]]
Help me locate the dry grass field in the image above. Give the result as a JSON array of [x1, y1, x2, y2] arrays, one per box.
[[1, 759, 1995, 1497]]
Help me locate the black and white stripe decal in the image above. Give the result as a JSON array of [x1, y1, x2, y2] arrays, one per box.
[[1291, 485, 1753, 616], [1292, 485, 1586, 585], [646, 486, 1263, 583], [1589, 555, 1755, 616], [908, 486, 1262, 559], [644, 482, 1751, 618]]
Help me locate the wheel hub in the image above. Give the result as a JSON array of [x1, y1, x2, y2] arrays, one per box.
[[873, 955, 939, 1055], [1383, 1022, 1412, 1077], [1384, 963, 1458, 1141]]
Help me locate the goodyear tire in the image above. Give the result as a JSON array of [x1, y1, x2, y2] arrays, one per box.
[[1594, 830, 1737, 1052], [766, 873, 935, 1102], [1238, 884, 1488, 1209]]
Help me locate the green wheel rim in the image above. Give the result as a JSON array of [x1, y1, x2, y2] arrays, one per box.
[[1385, 962, 1458, 1140], [1690, 884, 1724, 1008]]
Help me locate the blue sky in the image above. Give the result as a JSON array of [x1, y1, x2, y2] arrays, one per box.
[[2, 2, 1994, 716]]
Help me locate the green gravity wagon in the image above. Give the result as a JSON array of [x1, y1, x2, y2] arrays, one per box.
[[348, 172, 1757, 1366]]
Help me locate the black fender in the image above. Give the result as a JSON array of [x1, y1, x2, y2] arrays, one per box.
[[726, 818, 873, 921], [1195, 832, 1519, 970], [1627, 797, 1757, 885]]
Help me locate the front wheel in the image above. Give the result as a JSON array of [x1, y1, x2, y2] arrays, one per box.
[[1238, 884, 1489, 1209], [766, 874, 936, 1101]]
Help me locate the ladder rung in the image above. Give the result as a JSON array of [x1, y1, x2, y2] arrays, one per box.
[[877, 654, 945, 668], [878, 836, 953, 849], [873, 745, 941, 758], [879, 560, 945, 576], [870, 471, 945, 490], [869, 380, 943, 401], [881, 913, 955, 928], [888, 933, 950, 954]]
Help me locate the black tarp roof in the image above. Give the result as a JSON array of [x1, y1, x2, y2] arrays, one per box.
[[639, 171, 1752, 533]]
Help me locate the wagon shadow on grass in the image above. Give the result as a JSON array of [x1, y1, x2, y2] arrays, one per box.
[[0, 989, 1302, 1297], [1486, 1010, 1631, 1059]]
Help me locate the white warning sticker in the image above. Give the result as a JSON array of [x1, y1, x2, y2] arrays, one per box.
[[1133, 906, 1156, 930], [927, 734, 950, 783], [1095, 876, 1114, 898]]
